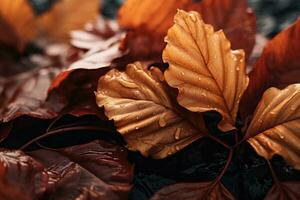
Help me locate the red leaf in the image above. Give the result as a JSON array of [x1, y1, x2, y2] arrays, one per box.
[[0, 150, 48, 200], [240, 18, 300, 117], [29, 140, 134, 199], [264, 182, 300, 200]]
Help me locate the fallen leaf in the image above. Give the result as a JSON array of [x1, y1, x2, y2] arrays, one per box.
[[264, 181, 300, 200], [241, 18, 300, 117], [150, 182, 234, 200], [247, 84, 300, 170], [38, 0, 99, 42], [0, 66, 60, 123], [0, 150, 48, 200], [118, 0, 255, 59], [163, 10, 248, 132], [29, 140, 134, 199], [0, 0, 36, 51], [96, 62, 207, 159]]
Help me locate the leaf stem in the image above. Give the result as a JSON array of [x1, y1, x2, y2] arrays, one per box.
[[20, 125, 116, 150], [206, 134, 231, 149], [210, 149, 234, 189], [267, 160, 279, 184]]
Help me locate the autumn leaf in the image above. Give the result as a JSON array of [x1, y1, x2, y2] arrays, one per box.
[[38, 0, 99, 42], [0, 150, 48, 200], [241, 18, 300, 117], [96, 62, 207, 159], [118, 0, 255, 58], [246, 84, 300, 170], [150, 182, 234, 200], [163, 10, 249, 132], [0, 0, 36, 51], [264, 181, 300, 200]]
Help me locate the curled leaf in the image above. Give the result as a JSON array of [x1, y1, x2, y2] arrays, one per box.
[[0, 0, 36, 51], [163, 10, 248, 132], [0, 150, 48, 200], [247, 84, 300, 170], [96, 62, 207, 159], [241, 18, 300, 117], [150, 182, 234, 200]]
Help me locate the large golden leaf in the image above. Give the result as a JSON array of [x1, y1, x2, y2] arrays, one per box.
[[118, 0, 255, 58], [163, 10, 249, 132], [96, 62, 207, 159], [241, 19, 300, 118], [0, 0, 36, 51], [247, 84, 300, 170], [38, 0, 99, 42]]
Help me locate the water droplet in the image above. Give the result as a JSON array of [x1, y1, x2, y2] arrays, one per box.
[[135, 126, 139, 130], [198, 77, 202, 81], [236, 67, 240, 71], [181, 72, 185, 76], [270, 111, 276, 115], [159, 114, 167, 127], [233, 57, 237, 61], [174, 128, 181, 140], [258, 119, 263, 124], [136, 116, 140, 120], [189, 14, 197, 22], [175, 145, 180, 151], [279, 135, 285, 139], [291, 105, 296, 111]]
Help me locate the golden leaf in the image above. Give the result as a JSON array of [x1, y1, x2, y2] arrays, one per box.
[[38, 0, 99, 42], [163, 10, 249, 132], [247, 84, 300, 170], [0, 0, 36, 51], [96, 62, 207, 159]]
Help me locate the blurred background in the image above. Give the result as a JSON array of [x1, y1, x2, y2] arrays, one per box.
[[27, 0, 300, 38]]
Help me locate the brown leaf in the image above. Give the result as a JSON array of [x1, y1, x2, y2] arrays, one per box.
[[241, 18, 300, 117], [247, 84, 300, 170], [29, 140, 134, 199], [38, 0, 99, 42], [264, 182, 300, 200], [0, 150, 48, 200], [118, 0, 255, 59], [163, 10, 248, 132], [0, 66, 60, 123], [96, 62, 207, 159], [150, 182, 234, 200], [0, 0, 36, 51]]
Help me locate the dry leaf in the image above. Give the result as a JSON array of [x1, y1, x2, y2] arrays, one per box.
[[241, 18, 300, 117], [247, 84, 300, 170], [0, 0, 36, 51], [163, 10, 248, 132], [264, 181, 300, 200], [96, 62, 207, 159], [150, 182, 234, 200], [118, 0, 255, 58], [38, 0, 99, 42]]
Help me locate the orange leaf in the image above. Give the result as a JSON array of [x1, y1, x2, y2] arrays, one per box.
[[241, 18, 300, 117], [0, 0, 36, 51], [118, 0, 255, 58], [247, 84, 300, 170], [96, 62, 207, 159], [163, 10, 248, 132]]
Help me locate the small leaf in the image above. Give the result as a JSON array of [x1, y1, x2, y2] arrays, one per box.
[[163, 10, 249, 132], [96, 62, 207, 159], [0, 0, 36, 51], [264, 182, 300, 200], [150, 182, 234, 200], [0, 150, 48, 200], [247, 84, 300, 170], [241, 18, 300, 117]]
